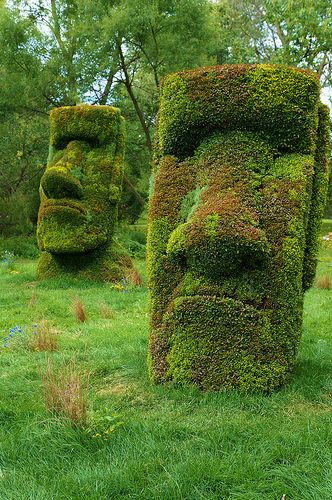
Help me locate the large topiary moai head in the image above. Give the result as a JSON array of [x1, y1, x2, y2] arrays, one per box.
[[147, 64, 330, 391], [37, 105, 130, 280]]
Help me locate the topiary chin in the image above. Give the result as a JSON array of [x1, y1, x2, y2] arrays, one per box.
[[147, 64, 330, 392], [37, 104, 133, 281]]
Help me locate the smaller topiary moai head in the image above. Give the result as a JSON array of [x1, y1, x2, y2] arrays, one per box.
[[147, 64, 330, 392], [37, 105, 130, 280]]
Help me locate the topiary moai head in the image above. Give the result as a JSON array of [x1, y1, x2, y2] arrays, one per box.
[[37, 105, 130, 280], [147, 64, 330, 391]]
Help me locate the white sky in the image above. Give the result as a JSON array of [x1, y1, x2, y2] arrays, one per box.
[[321, 87, 332, 108]]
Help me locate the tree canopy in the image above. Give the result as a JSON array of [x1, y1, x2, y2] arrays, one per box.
[[0, 0, 331, 233]]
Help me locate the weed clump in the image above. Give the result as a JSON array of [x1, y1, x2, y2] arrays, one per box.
[[85, 407, 124, 440], [0, 250, 16, 272]]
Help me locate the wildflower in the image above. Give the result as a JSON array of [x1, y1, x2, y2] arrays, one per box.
[[2, 325, 26, 350]]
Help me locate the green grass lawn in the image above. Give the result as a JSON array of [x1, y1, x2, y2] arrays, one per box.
[[0, 222, 332, 499]]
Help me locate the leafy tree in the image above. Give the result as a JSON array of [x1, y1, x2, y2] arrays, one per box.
[[0, 5, 46, 114], [0, 113, 48, 235], [1, 0, 219, 226], [215, 0, 332, 85], [214, 0, 332, 216]]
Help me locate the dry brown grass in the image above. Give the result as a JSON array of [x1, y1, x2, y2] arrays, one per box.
[[322, 233, 332, 250], [316, 274, 331, 289], [28, 289, 37, 308], [29, 320, 58, 352], [71, 296, 87, 322], [40, 358, 90, 427], [125, 267, 142, 286], [99, 302, 114, 319]]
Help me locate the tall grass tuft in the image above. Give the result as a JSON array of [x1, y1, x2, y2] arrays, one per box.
[[28, 289, 37, 308], [40, 358, 90, 427], [29, 320, 58, 352], [316, 274, 331, 289], [99, 302, 114, 319], [71, 296, 87, 322]]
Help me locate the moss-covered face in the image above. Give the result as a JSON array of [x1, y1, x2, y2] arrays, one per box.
[[37, 105, 124, 254], [36, 105, 131, 282], [148, 65, 330, 391]]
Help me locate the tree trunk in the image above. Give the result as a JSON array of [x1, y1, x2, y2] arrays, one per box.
[[118, 44, 152, 153], [123, 174, 146, 208]]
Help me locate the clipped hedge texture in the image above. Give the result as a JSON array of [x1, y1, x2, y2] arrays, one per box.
[[37, 105, 132, 280], [147, 64, 330, 392]]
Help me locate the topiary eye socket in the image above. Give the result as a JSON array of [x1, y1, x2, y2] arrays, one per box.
[[41, 167, 83, 200]]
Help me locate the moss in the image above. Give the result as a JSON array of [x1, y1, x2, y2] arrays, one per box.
[[37, 242, 132, 282], [158, 64, 319, 159], [50, 104, 122, 150], [148, 64, 330, 392], [37, 105, 132, 281]]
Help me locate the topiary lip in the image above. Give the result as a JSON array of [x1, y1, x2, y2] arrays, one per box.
[[170, 294, 266, 325], [173, 293, 265, 309], [40, 199, 87, 216]]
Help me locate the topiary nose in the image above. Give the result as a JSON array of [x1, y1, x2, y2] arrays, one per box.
[[167, 202, 270, 278], [41, 167, 83, 199], [187, 231, 270, 278]]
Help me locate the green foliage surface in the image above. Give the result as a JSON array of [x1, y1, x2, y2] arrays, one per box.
[[0, 235, 331, 498], [148, 64, 330, 391]]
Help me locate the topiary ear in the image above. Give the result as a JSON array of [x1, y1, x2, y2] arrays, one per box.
[[109, 183, 121, 204]]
